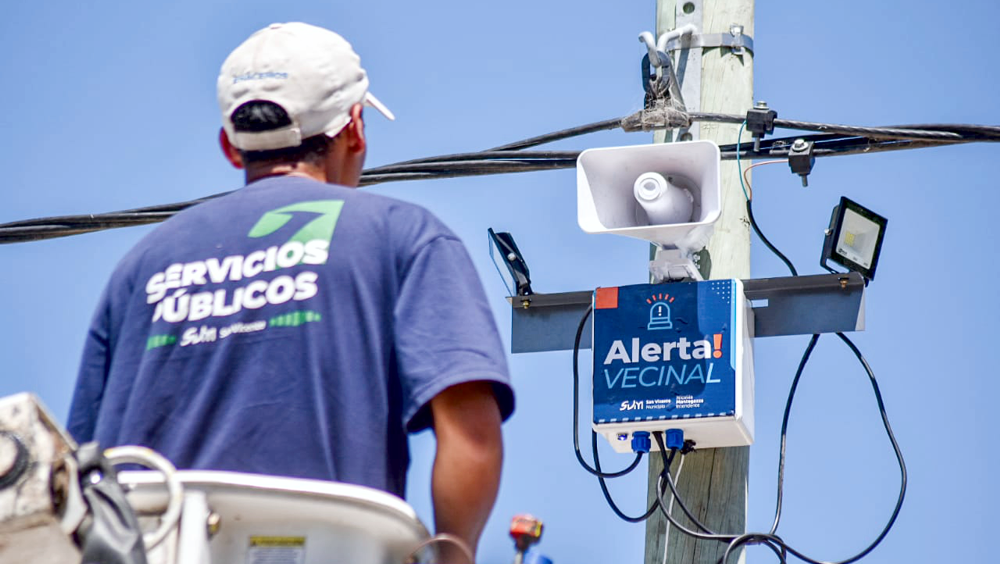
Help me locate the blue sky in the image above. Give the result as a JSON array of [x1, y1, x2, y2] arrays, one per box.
[[2, 2, 998, 563]]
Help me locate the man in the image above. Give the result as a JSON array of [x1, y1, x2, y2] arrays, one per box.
[[67, 22, 513, 562]]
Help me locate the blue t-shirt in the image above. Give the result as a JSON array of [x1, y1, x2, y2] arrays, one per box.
[[67, 176, 514, 497]]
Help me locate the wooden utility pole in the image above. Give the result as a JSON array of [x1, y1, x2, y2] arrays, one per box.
[[644, 1, 754, 564]]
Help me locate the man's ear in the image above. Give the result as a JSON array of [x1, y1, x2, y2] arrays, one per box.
[[344, 104, 366, 154], [219, 128, 245, 169]]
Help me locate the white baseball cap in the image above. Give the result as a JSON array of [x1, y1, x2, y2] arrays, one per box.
[[218, 22, 394, 151]]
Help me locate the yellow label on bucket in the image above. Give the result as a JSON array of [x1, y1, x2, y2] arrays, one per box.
[[247, 536, 306, 564]]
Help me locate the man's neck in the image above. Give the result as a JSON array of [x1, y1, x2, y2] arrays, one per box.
[[245, 161, 327, 184]]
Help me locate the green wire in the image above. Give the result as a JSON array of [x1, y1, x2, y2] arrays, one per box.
[[736, 120, 750, 201]]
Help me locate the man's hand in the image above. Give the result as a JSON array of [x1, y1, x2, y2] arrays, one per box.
[[430, 381, 504, 564]]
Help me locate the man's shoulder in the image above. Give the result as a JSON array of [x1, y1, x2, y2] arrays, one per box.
[[115, 176, 456, 273], [158, 176, 444, 228]]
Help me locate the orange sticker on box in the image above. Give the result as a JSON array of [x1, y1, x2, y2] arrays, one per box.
[[595, 287, 619, 309]]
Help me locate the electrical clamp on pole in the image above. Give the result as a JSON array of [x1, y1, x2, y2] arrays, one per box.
[[645, 1, 754, 564]]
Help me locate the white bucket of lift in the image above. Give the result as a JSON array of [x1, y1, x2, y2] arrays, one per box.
[[120, 470, 432, 564]]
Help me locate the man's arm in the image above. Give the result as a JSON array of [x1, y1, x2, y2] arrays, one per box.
[[430, 380, 504, 564], [67, 290, 113, 443]]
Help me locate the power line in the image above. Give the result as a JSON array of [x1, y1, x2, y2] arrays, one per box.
[[688, 111, 980, 142], [1, 112, 996, 244]]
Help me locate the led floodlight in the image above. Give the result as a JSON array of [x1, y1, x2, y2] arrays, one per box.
[[821, 197, 887, 281], [488, 228, 533, 296]]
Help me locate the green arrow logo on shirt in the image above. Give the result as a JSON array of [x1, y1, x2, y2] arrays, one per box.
[[247, 200, 345, 245]]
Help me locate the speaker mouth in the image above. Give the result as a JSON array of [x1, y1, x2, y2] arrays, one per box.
[[632, 172, 702, 227]]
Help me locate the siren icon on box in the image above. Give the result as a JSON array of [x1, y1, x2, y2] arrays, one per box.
[[647, 301, 673, 330], [646, 292, 676, 331]]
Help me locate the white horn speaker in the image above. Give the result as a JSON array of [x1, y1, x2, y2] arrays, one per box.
[[577, 140, 722, 252]]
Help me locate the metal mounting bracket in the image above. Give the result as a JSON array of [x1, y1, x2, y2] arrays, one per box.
[[674, 1, 702, 141], [505, 272, 865, 354], [661, 25, 755, 56]]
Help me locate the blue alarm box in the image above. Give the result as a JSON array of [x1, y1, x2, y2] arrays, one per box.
[[592, 279, 755, 452]]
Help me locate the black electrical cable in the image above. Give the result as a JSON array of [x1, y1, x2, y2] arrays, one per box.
[[650, 433, 793, 564], [739, 149, 811, 536], [358, 158, 578, 186], [886, 122, 1000, 141], [0, 134, 939, 245], [776, 333, 906, 564], [633, 108, 1000, 141], [570, 304, 686, 524], [722, 533, 788, 564], [740, 169, 906, 564], [571, 305, 645, 478], [116, 191, 235, 213], [687, 111, 989, 142], [764, 138, 959, 160], [769, 118, 964, 142], [746, 199, 798, 277], [376, 133, 963, 176], [488, 118, 623, 151], [373, 132, 961, 176], [3, 111, 998, 245], [741, 149, 821, 563], [592, 431, 668, 523], [375, 134, 960, 176], [723, 332, 907, 564], [364, 158, 576, 176], [728, 333, 906, 564], [769, 333, 820, 535], [729, 134, 961, 162], [652, 433, 731, 539], [362, 151, 580, 171]]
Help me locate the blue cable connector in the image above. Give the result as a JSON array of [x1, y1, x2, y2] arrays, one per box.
[[665, 429, 684, 451], [524, 549, 553, 564], [631, 431, 651, 453]]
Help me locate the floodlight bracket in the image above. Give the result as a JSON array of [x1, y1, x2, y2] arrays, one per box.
[[505, 272, 866, 354]]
